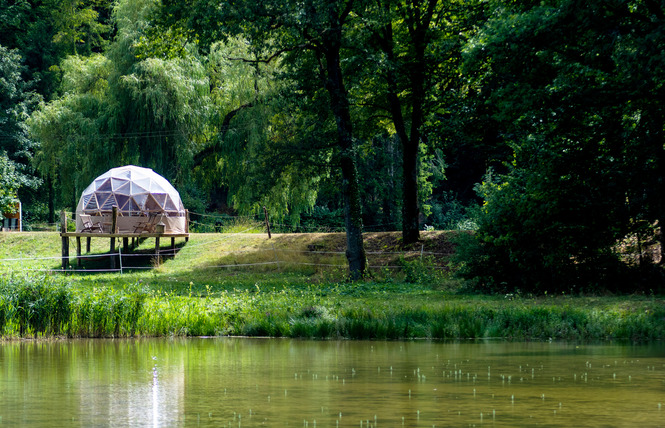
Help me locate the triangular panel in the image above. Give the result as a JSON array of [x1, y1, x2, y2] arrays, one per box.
[[97, 179, 113, 192]]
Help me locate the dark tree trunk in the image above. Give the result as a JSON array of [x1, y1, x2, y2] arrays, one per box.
[[402, 133, 420, 244], [375, 0, 439, 245], [322, 19, 367, 279]]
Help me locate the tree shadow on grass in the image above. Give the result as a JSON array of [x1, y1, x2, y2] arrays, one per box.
[[56, 238, 188, 273]]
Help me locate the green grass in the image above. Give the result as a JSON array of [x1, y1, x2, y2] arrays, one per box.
[[1, 232, 664, 340]]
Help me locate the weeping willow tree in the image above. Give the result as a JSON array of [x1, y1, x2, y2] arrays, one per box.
[[192, 36, 328, 221], [29, 0, 328, 219], [28, 0, 211, 211]]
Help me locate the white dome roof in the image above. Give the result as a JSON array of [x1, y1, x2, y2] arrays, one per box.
[[76, 165, 185, 216]]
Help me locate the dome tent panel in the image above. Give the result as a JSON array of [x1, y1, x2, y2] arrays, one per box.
[[144, 194, 162, 211], [130, 181, 149, 195], [132, 192, 149, 209], [97, 179, 113, 192], [114, 181, 131, 196], [115, 194, 131, 211], [101, 194, 118, 211], [82, 193, 93, 207], [163, 198, 178, 212], [96, 192, 113, 209], [125, 198, 140, 213], [151, 193, 168, 210], [113, 168, 132, 180], [111, 177, 129, 192], [84, 194, 99, 211], [134, 177, 154, 192]]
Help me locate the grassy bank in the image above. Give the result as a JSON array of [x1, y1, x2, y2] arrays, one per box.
[[1, 232, 664, 340]]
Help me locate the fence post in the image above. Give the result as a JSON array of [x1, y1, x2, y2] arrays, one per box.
[[185, 210, 190, 242], [263, 206, 271, 239]]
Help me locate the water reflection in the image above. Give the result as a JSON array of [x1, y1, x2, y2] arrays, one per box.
[[1, 339, 664, 427]]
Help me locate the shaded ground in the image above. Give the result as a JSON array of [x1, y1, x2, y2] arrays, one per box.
[[273, 230, 462, 269]]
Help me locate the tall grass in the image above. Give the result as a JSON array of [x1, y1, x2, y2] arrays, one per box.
[[2, 274, 664, 340]]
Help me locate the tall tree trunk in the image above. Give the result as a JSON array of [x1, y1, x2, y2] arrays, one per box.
[[323, 25, 367, 279], [401, 0, 436, 245], [378, 17, 421, 244], [402, 133, 420, 244], [377, 0, 438, 244], [402, 55, 426, 244]]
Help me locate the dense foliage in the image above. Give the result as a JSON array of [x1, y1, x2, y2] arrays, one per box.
[[1, 0, 663, 290]]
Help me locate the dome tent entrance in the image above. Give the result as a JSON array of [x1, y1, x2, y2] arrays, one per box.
[[75, 165, 187, 234]]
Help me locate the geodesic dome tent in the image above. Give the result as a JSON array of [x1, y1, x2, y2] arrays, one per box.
[[75, 165, 187, 233]]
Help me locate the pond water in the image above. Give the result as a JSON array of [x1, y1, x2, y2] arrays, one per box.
[[1, 338, 663, 427]]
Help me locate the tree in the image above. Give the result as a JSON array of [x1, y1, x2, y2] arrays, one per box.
[[367, 0, 441, 244], [460, 0, 665, 292], [192, 37, 325, 221], [159, 0, 368, 278], [344, 0, 485, 243], [0, 45, 41, 212], [29, 0, 211, 211]]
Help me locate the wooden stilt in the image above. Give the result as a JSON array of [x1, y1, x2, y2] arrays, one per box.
[[123, 237, 129, 252], [76, 237, 82, 267], [86, 237, 91, 253], [155, 236, 161, 266], [110, 206, 119, 269], [171, 237, 175, 255], [110, 237, 116, 269], [264, 206, 272, 239]]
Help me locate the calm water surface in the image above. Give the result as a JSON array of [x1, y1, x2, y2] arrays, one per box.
[[1, 338, 664, 427]]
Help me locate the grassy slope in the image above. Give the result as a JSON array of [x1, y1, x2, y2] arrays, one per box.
[[1, 232, 664, 340]]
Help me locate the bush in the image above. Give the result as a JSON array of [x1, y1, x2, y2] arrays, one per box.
[[456, 164, 638, 294]]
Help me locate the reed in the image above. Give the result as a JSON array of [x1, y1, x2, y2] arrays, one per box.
[[1, 272, 665, 340]]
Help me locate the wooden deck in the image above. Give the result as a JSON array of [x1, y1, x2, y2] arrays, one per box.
[[59, 208, 190, 270]]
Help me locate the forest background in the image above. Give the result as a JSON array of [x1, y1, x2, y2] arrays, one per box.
[[1, 0, 664, 294]]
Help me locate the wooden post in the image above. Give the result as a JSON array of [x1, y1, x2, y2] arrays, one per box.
[[155, 237, 161, 266], [86, 237, 91, 253], [123, 237, 129, 252], [110, 237, 116, 270], [171, 237, 176, 255], [60, 211, 69, 269], [111, 206, 118, 233], [76, 237, 82, 267], [263, 206, 271, 239], [185, 210, 190, 242], [110, 206, 118, 270]]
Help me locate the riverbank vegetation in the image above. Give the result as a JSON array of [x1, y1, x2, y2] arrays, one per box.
[[1, 232, 663, 340], [2, 270, 664, 341]]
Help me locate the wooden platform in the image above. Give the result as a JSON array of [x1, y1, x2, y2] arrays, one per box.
[[59, 209, 190, 271], [59, 232, 189, 270]]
